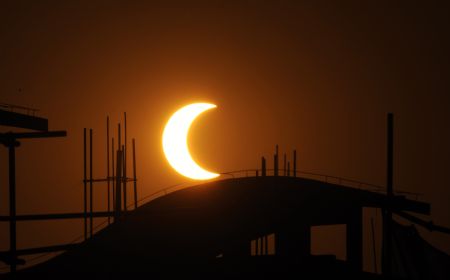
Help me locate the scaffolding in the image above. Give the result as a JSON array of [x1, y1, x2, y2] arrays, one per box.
[[83, 113, 139, 239], [0, 109, 138, 274]]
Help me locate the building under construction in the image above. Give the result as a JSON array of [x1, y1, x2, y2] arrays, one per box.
[[1, 106, 449, 279]]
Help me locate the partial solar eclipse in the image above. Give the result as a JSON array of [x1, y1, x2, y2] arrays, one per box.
[[162, 103, 220, 180]]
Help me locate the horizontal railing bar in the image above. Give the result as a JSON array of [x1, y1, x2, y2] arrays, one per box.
[[0, 131, 67, 140], [0, 103, 39, 113], [220, 168, 422, 198], [0, 212, 113, 222]]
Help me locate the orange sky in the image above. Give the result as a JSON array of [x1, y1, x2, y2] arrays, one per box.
[[1, 0, 450, 271]]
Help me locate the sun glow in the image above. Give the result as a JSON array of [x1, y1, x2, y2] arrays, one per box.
[[162, 103, 219, 180]]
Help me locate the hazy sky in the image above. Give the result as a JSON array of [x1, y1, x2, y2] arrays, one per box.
[[1, 0, 449, 271]]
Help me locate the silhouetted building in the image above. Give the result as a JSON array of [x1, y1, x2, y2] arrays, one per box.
[[14, 176, 432, 279]]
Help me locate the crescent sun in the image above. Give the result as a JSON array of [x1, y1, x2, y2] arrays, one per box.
[[162, 103, 220, 180]]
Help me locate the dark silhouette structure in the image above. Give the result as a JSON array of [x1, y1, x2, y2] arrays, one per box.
[[0, 104, 47, 131], [2, 111, 449, 279], [0, 105, 66, 272], [0, 111, 138, 275], [13, 176, 429, 278]]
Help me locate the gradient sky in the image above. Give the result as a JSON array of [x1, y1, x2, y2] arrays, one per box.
[[1, 0, 449, 271]]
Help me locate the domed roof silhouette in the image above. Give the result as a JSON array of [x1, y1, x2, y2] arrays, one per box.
[[18, 176, 427, 279]]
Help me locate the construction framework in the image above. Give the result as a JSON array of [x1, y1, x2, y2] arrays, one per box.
[[83, 113, 139, 239], [0, 106, 138, 274]]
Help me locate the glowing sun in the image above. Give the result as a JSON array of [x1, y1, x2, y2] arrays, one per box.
[[162, 103, 219, 180]]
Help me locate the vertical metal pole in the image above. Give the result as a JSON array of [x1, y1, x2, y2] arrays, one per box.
[[132, 138, 138, 209], [89, 129, 93, 237], [261, 157, 266, 177], [83, 128, 87, 240], [293, 150, 297, 177], [118, 123, 121, 212], [124, 112, 127, 212], [283, 153, 286, 176], [111, 137, 115, 214], [274, 145, 279, 176], [115, 149, 123, 220], [107, 117, 110, 224], [383, 113, 394, 276], [287, 161, 290, 177], [387, 113, 393, 197], [122, 144, 126, 211], [8, 141, 18, 273], [118, 123, 121, 158]]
